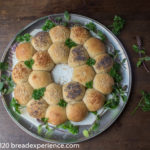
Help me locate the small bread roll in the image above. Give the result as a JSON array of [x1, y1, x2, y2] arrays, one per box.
[[43, 83, 63, 105], [28, 71, 52, 89], [16, 42, 35, 61], [68, 45, 89, 67], [84, 37, 105, 58], [14, 82, 33, 105], [70, 26, 90, 44], [48, 42, 70, 64], [93, 73, 114, 94], [63, 81, 85, 102], [27, 99, 48, 119], [83, 89, 105, 111], [45, 105, 67, 125], [31, 32, 52, 51], [94, 53, 113, 73], [72, 65, 95, 86], [49, 25, 70, 43], [12, 62, 32, 84], [66, 101, 88, 122], [32, 51, 54, 71]]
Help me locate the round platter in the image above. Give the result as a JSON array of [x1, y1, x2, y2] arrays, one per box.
[[0, 13, 132, 143]]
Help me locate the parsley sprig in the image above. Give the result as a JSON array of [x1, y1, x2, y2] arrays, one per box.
[[86, 58, 96, 66], [0, 62, 8, 71], [16, 33, 31, 42], [64, 11, 70, 22], [58, 99, 67, 107], [42, 20, 55, 31], [85, 81, 93, 89], [32, 87, 46, 100], [65, 38, 77, 48], [24, 59, 34, 69]]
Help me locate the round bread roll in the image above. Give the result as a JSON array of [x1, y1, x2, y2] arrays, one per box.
[[66, 101, 88, 122], [45, 105, 67, 125], [16, 42, 35, 61], [14, 82, 33, 105], [68, 45, 89, 67], [12, 62, 32, 84], [72, 65, 95, 86], [70, 26, 90, 44], [43, 83, 63, 105], [84, 37, 105, 58], [49, 25, 70, 43], [32, 51, 54, 71], [48, 42, 70, 64], [83, 89, 105, 111], [27, 99, 48, 119], [31, 31, 52, 51], [28, 71, 52, 89], [94, 53, 113, 73], [93, 73, 114, 94], [63, 81, 85, 102]]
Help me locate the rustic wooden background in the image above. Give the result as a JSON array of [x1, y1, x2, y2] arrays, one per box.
[[0, 0, 150, 150]]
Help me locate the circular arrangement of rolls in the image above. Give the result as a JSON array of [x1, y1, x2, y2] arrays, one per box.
[[13, 25, 114, 125]]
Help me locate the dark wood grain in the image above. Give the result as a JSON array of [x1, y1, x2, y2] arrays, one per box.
[[0, 0, 150, 150]]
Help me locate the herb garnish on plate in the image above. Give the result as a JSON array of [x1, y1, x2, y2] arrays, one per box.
[[42, 20, 56, 31], [86, 58, 96, 66], [24, 59, 34, 69], [65, 38, 77, 48], [58, 99, 67, 107], [85, 81, 93, 89], [32, 87, 46, 100], [16, 33, 31, 42]]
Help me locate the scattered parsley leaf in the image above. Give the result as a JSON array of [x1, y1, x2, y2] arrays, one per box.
[[83, 129, 89, 138], [42, 20, 55, 31], [65, 38, 77, 48], [0, 62, 8, 71], [16, 33, 31, 42], [85, 81, 93, 89], [24, 59, 34, 69], [55, 17, 62, 22], [41, 117, 48, 124], [37, 124, 43, 135], [10, 98, 22, 114], [132, 44, 145, 54], [136, 57, 150, 67], [85, 22, 96, 32], [91, 111, 97, 115], [86, 58, 96, 66], [97, 30, 106, 42], [58, 99, 67, 107], [64, 11, 70, 21], [32, 87, 46, 100]]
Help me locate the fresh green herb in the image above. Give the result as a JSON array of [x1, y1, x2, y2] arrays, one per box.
[[64, 11, 70, 21], [97, 30, 106, 42], [58, 99, 67, 107], [86, 58, 96, 66], [131, 91, 150, 115], [85, 22, 96, 32], [24, 59, 34, 69], [109, 15, 125, 35], [65, 38, 77, 48], [32, 87, 46, 100], [83, 129, 89, 137], [136, 57, 150, 67], [85, 81, 93, 89], [91, 111, 97, 115], [55, 17, 62, 22], [58, 121, 79, 135], [16, 33, 31, 42], [41, 117, 48, 123], [42, 20, 55, 31], [37, 124, 43, 135], [132, 44, 145, 54], [0, 62, 8, 71]]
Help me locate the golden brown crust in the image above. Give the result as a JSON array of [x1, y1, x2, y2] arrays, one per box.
[[72, 65, 95, 86], [48, 42, 70, 64], [45, 105, 67, 125], [12, 62, 32, 84], [14, 82, 33, 105], [32, 51, 54, 71], [84, 37, 105, 58], [66, 101, 88, 122], [16, 42, 36, 61], [70, 26, 90, 44], [27, 99, 48, 119], [43, 83, 63, 105], [83, 89, 105, 111], [94, 53, 113, 73], [68, 45, 89, 67], [31, 32, 52, 51], [63, 81, 85, 102], [28, 71, 52, 89], [49, 25, 70, 43], [93, 73, 114, 94]]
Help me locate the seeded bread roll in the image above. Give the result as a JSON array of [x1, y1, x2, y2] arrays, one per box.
[[66, 101, 88, 122], [12, 62, 32, 84], [93, 73, 114, 94], [45, 105, 67, 125], [27, 99, 48, 119], [48, 42, 70, 64], [84, 37, 105, 58], [70, 26, 90, 44], [28, 71, 52, 89], [16, 42, 36, 61], [14, 82, 33, 105], [63, 81, 85, 102], [72, 64, 95, 86], [83, 89, 105, 111], [32, 51, 54, 71], [68, 45, 89, 67], [94, 53, 113, 73], [43, 83, 63, 105], [49, 25, 70, 43], [31, 32, 52, 51]]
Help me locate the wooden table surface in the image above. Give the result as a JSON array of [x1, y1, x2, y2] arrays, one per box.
[[0, 0, 150, 150]]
